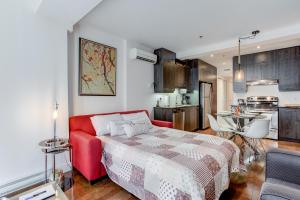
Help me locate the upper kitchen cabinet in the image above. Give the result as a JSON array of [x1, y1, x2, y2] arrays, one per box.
[[233, 56, 247, 93], [186, 60, 199, 91], [277, 46, 300, 91], [154, 48, 188, 92], [246, 51, 277, 81], [232, 45, 300, 92]]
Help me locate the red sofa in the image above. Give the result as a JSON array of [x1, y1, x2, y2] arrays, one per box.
[[69, 110, 173, 182]]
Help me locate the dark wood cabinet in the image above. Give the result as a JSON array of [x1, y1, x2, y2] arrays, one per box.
[[154, 48, 188, 92], [233, 56, 247, 93], [278, 47, 300, 91], [154, 106, 199, 131], [154, 48, 176, 93], [187, 60, 199, 92], [154, 107, 174, 122], [184, 106, 199, 131], [246, 51, 277, 81], [233, 46, 300, 92], [279, 107, 300, 142], [174, 64, 188, 88]]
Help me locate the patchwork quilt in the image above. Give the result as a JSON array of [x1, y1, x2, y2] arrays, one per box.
[[98, 126, 240, 200]]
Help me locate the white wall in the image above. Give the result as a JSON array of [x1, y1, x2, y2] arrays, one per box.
[[0, 0, 69, 189], [126, 41, 156, 117], [233, 85, 300, 106], [68, 23, 127, 115], [68, 23, 158, 117]]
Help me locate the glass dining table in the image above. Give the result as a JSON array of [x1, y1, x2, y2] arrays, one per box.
[[216, 111, 267, 160]]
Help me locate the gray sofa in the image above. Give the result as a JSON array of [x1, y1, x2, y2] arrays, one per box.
[[260, 148, 300, 200]]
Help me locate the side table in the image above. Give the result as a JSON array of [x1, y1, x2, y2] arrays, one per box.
[[38, 138, 71, 184]]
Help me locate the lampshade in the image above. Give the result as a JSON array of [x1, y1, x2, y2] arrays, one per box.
[[235, 68, 244, 82], [52, 102, 59, 119], [53, 110, 58, 119]]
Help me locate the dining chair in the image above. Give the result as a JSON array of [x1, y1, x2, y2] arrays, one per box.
[[237, 119, 270, 161], [207, 114, 236, 138]]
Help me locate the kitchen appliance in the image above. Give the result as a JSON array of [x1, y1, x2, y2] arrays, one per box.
[[199, 82, 212, 129], [246, 96, 279, 139], [246, 96, 278, 112]]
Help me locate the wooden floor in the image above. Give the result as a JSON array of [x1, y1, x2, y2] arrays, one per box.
[[65, 129, 300, 200]]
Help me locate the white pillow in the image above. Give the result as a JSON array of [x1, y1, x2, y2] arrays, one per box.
[[90, 114, 122, 136], [122, 120, 150, 137], [121, 112, 153, 129], [109, 120, 130, 136]]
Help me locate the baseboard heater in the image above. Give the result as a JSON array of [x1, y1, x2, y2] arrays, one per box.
[[0, 172, 45, 197]]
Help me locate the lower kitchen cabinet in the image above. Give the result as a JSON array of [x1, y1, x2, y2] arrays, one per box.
[[278, 107, 300, 142], [184, 106, 199, 131], [154, 106, 199, 131]]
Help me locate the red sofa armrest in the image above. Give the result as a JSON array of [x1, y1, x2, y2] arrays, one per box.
[[70, 131, 106, 181], [151, 119, 173, 128]]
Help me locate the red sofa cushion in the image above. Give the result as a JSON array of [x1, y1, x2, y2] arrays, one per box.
[[69, 110, 150, 136]]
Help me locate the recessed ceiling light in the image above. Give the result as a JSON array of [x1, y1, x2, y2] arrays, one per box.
[[257, 45, 261, 49], [222, 62, 226, 65], [210, 54, 214, 57]]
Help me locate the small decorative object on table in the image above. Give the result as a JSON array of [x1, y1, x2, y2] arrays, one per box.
[[38, 102, 71, 187]]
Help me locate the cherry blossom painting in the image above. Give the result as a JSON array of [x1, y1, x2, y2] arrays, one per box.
[[79, 38, 116, 96]]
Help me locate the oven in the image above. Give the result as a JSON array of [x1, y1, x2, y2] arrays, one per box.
[[246, 96, 278, 140]]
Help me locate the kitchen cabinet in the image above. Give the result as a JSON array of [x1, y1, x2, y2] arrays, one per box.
[[154, 48, 176, 93], [246, 51, 277, 81], [233, 56, 247, 93], [277, 46, 300, 91], [154, 48, 188, 92], [184, 106, 199, 131], [233, 45, 300, 92], [278, 107, 300, 142], [187, 60, 199, 92], [174, 63, 188, 88], [154, 106, 199, 131]]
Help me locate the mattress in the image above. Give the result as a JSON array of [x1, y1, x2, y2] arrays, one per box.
[[98, 126, 240, 200]]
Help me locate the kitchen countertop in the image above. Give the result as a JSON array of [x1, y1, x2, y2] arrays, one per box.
[[155, 104, 199, 109], [279, 105, 300, 109]]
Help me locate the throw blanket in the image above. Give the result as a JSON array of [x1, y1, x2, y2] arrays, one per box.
[[98, 127, 240, 200]]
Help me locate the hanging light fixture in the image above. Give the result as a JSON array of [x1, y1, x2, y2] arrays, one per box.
[[235, 39, 244, 81], [235, 30, 260, 82]]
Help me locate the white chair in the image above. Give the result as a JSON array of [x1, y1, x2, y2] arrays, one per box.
[[237, 119, 270, 161], [207, 114, 236, 138]]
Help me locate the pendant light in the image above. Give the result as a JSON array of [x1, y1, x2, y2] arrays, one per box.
[[235, 39, 244, 81], [235, 30, 260, 82]]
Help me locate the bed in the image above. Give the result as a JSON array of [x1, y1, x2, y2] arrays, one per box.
[[98, 126, 240, 200]]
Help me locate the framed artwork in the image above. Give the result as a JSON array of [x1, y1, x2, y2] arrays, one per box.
[[79, 38, 117, 96]]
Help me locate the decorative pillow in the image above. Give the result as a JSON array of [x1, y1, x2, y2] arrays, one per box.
[[122, 120, 150, 137], [109, 120, 130, 136], [90, 114, 122, 136], [121, 112, 153, 129]]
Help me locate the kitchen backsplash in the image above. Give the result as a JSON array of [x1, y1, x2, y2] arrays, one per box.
[[233, 85, 300, 106], [154, 89, 199, 107]]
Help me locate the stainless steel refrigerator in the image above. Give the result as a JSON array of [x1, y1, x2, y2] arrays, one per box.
[[199, 82, 212, 129]]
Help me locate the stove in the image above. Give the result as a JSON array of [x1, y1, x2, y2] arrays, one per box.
[[246, 96, 278, 112], [246, 96, 278, 140]]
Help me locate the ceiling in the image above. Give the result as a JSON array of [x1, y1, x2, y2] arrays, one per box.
[[80, 0, 300, 76]]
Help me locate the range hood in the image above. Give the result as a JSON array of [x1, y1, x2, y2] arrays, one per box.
[[246, 79, 278, 86]]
